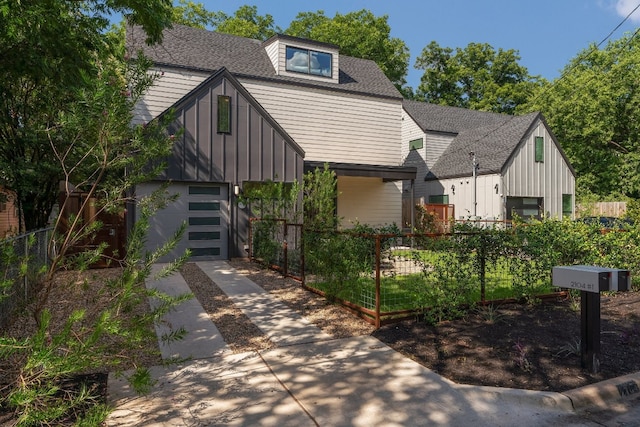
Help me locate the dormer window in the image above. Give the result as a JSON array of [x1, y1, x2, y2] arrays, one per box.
[[285, 46, 332, 78]]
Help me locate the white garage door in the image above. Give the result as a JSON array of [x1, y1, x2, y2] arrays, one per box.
[[136, 183, 229, 262]]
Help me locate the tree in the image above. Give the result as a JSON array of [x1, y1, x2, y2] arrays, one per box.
[[210, 5, 280, 40], [522, 34, 640, 198], [0, 0, 173, 232], [286, 9, 410, 93], [172, 0, 217, 29], [415, 41, 541, 114]]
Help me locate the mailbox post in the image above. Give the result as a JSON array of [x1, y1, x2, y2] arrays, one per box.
[[552, 265, 630, 374]]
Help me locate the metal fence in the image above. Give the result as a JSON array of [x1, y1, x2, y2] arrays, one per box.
[[0, 228, 53, 328], [248, 221, 572, 328]]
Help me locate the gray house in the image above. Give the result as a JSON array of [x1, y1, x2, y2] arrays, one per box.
[[127, 25, 416, 260], [402, 100, 576, 223]]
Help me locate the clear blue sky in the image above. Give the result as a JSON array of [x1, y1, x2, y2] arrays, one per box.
[[187, 0, 640, 89]]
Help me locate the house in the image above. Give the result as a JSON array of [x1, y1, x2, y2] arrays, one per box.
[[126, 25, 416, 261], [401, 100, 576, 224]]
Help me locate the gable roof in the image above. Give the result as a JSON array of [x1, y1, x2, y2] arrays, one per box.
[[157, 67, 304, 158], [126, 24, 401, 100], [403, 100, 574, 180]]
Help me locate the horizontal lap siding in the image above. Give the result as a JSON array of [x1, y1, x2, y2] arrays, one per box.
[[337, 177, 402, 228], [241, 81, 402, 166], [401, 113, 427, 199], [133, 68, 208, 124]]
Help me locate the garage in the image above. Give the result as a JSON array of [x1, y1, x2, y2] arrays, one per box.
[[136, 182, 229, 262]]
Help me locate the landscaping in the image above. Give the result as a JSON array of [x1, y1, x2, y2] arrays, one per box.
[[252, 217, 640, 327]]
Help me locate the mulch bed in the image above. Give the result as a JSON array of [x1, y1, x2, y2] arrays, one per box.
[[372, 291, 640, 392]]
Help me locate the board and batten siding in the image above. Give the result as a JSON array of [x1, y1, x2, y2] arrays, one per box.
[[134, 67, 209, 125], [163, 76, 303, 185], [337, 176, 402, 228], [503, 120, 575, 218], [427, 175, 503, 220], [241, 80, 402, 166]]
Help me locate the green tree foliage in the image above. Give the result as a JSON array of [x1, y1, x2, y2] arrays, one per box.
[[0, 41, 191, 427], [210, 5, 280, 40], [303, 163, 339, 231], [0, 0, 173, 232], [286, 9, 410, 93], [172, 0, 217, 28], [523, 34, 640, 198], [414, 41, 542, 114]]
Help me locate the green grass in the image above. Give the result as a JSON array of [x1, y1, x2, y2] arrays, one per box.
[[306, 248, 555, 313]]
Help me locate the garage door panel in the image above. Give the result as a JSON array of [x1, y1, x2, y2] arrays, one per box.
[[137, 182, 228, 261]]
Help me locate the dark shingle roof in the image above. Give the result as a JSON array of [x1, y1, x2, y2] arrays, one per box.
[[403, 100, 542, 180], [126, 24, 402, 99], [403, 99, 510, 134], [429, 112, 540, 179]]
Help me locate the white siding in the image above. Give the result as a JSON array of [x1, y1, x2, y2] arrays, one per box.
[[263, 39, 279, 73], [503, 120, 575, 219], [426, 132, 455, 169], [337, 176, 402, 228], [134, 68, 209, 124], [401, 111, 426, 196], [428, 175, 503, 220], [241, 80, 402, 165]]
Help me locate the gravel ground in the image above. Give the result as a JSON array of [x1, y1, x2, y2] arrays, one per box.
[[180, 260, 375, 353]]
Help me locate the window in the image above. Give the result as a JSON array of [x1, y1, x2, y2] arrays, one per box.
[[562, 194, 573, 217], [217, 95, 231, 134], [409, 138, 423, 150], [286, 46, 332, 77], [189, 186, 221, 195], [535, 136, 544, 162], [506, 197, 544, 220], [428, 195, 449, 204], [189, 202, 220, 211]]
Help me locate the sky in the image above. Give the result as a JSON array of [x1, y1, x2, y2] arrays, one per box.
[[186, 0, 640, 90]]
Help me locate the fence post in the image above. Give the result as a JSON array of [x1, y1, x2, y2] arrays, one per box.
[[23, 233, 28, 300], [375, 235, 381, 329], [283, 220, 288, 277]]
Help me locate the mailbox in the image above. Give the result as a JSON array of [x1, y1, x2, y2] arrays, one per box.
[[552, 265, 630, 293], [552, 265, 631, 374]]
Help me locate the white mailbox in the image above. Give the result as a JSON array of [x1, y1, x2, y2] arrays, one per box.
[[552, 265, 630, 293]]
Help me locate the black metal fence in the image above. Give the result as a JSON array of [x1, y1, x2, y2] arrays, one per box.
[[0, 228, 52, 328]]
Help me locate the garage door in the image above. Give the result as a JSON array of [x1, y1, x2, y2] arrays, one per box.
[[136, 183, 229, 262]]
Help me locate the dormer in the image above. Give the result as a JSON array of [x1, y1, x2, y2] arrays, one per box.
[[263, 34, 340, 84]]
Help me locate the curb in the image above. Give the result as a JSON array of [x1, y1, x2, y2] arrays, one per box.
[[562, 372, 640, 410], [455, 384, 574, 412]]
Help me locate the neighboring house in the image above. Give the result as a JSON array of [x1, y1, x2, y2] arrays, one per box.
[[127, 25, 416, 261], [402, 100, 576, 223], [0, 188, 20, 238]]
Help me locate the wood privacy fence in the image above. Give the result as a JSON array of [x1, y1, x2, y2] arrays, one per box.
[[577, 201, 627, 218]]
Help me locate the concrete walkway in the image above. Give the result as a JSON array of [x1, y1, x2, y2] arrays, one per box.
[[106, 261, 640, 426]]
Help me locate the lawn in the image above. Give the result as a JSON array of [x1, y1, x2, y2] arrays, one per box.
[[306, 248, 556, 313]]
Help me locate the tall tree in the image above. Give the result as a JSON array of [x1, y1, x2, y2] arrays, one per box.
[[286, 9, 410, 93], [523, 34, 640, 198], [210, 5, 280, 40], [172, 0, 217, 29], [0, 0, 174, 231], [415, 41, 541, 114]]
